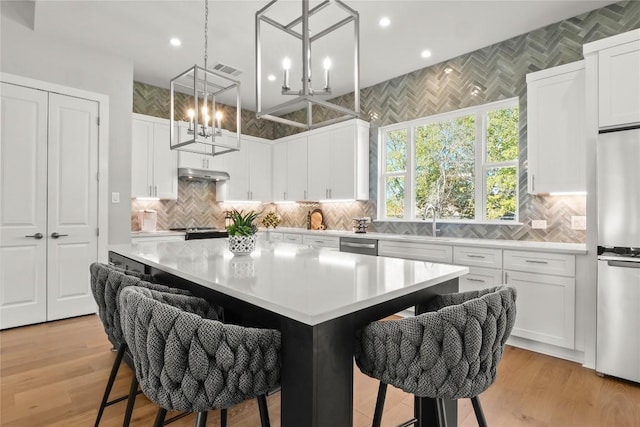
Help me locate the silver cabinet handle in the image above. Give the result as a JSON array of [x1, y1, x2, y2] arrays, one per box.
[[250, 191, 253, 200], [154, 186, 158, 196], [25, 233, 44, 239], [329, 189, 332, 198], [468, 254, 486, 259], [525, 259, 548, 264], [149, 185, 153, 196], [51, 232, 69, 239], [304, 190, 307, 200], [468, 278, 486, 283]]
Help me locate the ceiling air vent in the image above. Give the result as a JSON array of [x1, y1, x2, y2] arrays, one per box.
[[212, 63, 242, 77]]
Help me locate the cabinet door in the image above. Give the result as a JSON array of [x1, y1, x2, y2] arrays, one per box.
[[219, 143, 249, 201], [505, 270, 575, 349], [152, 122, 178, 199], [307, 131, 331, 200], [287, 135, 308, 200], [329, 125, 356, 200], [599, 40, 640, 128], [131, 119, 153, 197], [272, 142, 287, 201], [527, 63, 585, 194], [249, 141, 272, 201]]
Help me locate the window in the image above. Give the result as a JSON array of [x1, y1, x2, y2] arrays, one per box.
[[379, 98, 519, 223]]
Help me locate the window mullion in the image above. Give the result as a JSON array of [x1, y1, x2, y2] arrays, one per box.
[[407, 125, 415, 220], [475, 111, 485, 221]]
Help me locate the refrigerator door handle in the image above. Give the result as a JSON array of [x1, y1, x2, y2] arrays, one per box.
[[607, 260, 640, 269]]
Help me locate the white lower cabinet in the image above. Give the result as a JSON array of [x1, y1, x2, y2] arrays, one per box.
[[378, 240, 453, 263], [504, 250, 576, 349], [302, 235, 339, 249], [459, 267, 504, 292]]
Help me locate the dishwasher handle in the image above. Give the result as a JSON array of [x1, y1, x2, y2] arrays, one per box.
[[607, 260, 640, 269], [341, 241, 377, 249]]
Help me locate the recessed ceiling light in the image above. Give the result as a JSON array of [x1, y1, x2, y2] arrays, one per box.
[[421, 50, 432, 59], [267, 74, 276, 82], [170, 38, 182, 47], [379, 17, 390, 27]]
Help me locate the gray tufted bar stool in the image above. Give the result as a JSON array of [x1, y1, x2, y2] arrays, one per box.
[[118, 285, 282, 427], [89, 262, 221, 427], [354, 285, 517, 427]]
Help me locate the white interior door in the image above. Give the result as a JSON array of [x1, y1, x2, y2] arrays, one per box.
[[0, 83, 48, 329], [46, 93, 99, 321]]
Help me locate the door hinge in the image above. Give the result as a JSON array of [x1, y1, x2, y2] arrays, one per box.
[[97, 228, 100, 237], [97, 117, 101, 126], [97, 172, 100, 181]]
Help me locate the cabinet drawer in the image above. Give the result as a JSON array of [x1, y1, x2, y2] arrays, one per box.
[[503, 250, 575, 277], [454, 246, 502, 269], [505, 270, 575, 349], [378, 240, 453, 264], [282, 233, 303, 244], [302, 235, 339, 249], [269, 232, 284, 242], [459, 267, 504, 292]]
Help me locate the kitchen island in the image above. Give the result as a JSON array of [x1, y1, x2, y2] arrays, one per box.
[[109, 239, 468, 427]]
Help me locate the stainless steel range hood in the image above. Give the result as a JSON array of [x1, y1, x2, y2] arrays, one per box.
[[178, 168, 230, 182]]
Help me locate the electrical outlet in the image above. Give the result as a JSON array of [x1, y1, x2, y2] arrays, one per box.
[[531, 219, 547, 229], [571, 216, 587, 230], [111, 192, 120, 203]]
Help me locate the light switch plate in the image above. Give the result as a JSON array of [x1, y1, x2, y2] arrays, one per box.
[[111, 192, 120, 203], [531, 219, 547, 229], [571, 216, 587, 230]]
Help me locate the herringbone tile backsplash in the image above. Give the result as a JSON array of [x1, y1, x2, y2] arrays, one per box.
[[131, 1, 640, 243]]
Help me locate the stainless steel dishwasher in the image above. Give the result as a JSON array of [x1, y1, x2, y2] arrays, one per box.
[[339, 237, 378, 256]]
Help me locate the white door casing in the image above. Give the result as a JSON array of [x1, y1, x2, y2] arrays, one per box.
[[0, 83, 48, 329], [46, 93, 99, 321]]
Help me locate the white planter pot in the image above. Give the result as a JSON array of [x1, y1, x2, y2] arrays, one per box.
[[228, 234, 256, 256]]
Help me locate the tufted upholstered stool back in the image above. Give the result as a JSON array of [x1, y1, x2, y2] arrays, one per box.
[[354, 285, 516, 427], [119, 285, 281, 425], [89, 262, 221, 427]]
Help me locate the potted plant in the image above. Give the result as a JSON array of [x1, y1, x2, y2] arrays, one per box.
[[226, 209, 258, 255]]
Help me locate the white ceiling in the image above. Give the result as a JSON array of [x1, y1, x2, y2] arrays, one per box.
[[19, 0, 617, 112]]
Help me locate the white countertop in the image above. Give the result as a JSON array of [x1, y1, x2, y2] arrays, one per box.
[[264, 227, 587, 254], [109, 239, 468, 326]]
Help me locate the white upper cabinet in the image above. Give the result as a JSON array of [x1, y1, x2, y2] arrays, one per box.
[[272, 142, 288, 202], [306, 120, 369, 201], [216, 135, 272, 202], [286, 134, 309, 201], [132, 114, 177, 199], [526, 61, 586, 194], [584, 29, 640, 129]]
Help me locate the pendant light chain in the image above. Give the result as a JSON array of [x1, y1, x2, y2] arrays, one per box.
[[204, 0, 208, 70]]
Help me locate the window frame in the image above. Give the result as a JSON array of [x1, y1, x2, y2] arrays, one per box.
[[377, 97, 519, 224]]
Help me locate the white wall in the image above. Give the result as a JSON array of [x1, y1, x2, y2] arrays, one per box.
[[1, 10, 134, 244]]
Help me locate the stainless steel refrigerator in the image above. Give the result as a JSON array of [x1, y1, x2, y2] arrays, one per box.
[[596, 126, 640, 383]]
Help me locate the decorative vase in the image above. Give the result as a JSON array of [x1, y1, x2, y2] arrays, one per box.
[[228, 234, 256, 256]]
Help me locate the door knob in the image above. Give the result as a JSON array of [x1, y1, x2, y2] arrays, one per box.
[[25, 233, 44, 239], [51, 232, 69, 239]]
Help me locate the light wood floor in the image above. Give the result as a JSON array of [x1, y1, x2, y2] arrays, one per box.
[[1, 315, 639, 427]]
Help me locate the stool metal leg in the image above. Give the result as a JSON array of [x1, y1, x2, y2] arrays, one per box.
[[257, 395, 270, 427], [196, 412, 208, 427], [95, 343, 126, 426], [220, 409, 227, 427], [122, 375, 138, 427], [372, 382, 388, 427], [435, 398, 448, 427], [471, 396, 488, 427], [153, 408, 167, 427]]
